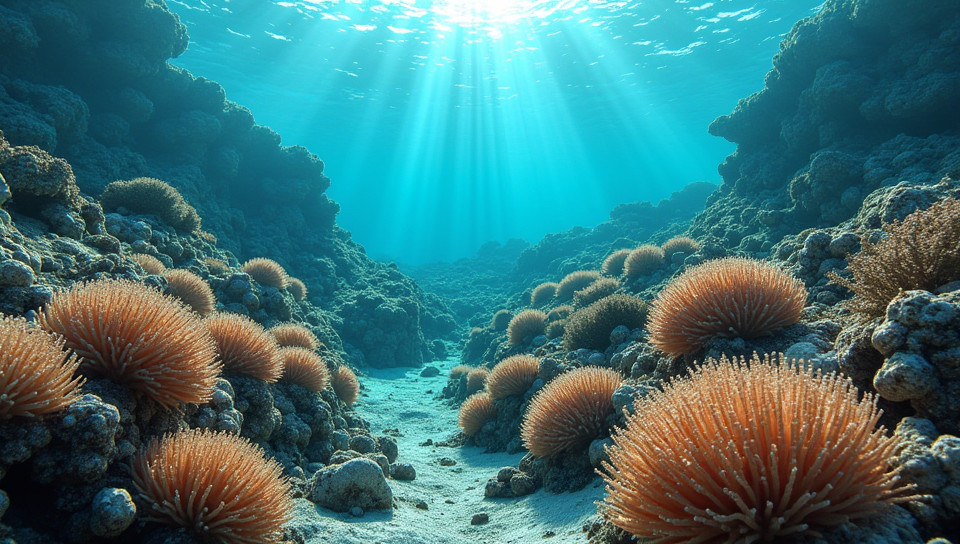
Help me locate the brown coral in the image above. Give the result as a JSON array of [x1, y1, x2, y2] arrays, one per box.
[[555, 270, 601, 301], [829, 197, 960, 318], [131, 253, 166, 275], [279, 347, 329, 392], [131, 428, 293, 544], [661, 236, 700, 259], [490, 309, 514, 331], [601, 353, 916, 543], [100, 177, 202, 232], [0, 315, 84, 420], [458, 392, 496, 436], [270, 323, 320, 351], [623, 245, 664, 280], [286, 277, 307, 301], [465, 367, 489, 394], [486, 354, 540, 400], [242, 258, 289, 289], [164, 269, 216, 316], [449, 364, 474, 379], [204, 313, 283, 382], [601, 249, 632, 277], [530, 282, 559, 307], [331, 365, 360, 406], [646, 257, 807, 358], [507, 308, 547, 345], [521, 366, 621, 457], [204, 257, 231, 275], [40, 279, 220, 409], [572, 277, 619, 308]]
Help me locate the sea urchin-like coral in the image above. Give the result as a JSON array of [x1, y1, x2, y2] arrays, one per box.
[[646, 257, 806, 358], [131, 428, 293, 544], [458, 391, 497, 436], [164, 269, 216, 316], [204, 313, 283, 382], [486, 354, 540, 400], [279, 347, 329, 392], [241, 258, 289, 289], [270, 323, 320, 351], [601, 353, 915, 543], [507, 309, 547, 345], [331, 365, 360, 406]]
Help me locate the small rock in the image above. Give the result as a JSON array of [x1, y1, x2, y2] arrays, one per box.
[[391, 462, 416, 481], [349, 506, 364, 517], [509, 473, 537, 497], [497, 467, 519, 482], [415, 500, 428, 510], [471, 513, 489, 525], [439, 457, 456, 466], [349, 434, 377, 454], [308, 458, 393, 512], [0, 489, 8, 520], [0, 259, 35, 287], [420, 366, 440, 377], [89, 487, 136, 538]]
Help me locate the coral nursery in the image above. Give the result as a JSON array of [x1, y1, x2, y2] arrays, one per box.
[[1, 0, 960, 544]]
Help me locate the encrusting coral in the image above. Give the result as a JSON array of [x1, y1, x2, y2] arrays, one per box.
[[458, 391, 497, 436], [331, 364, 360, 406], [0, 315, 84, 419], [204, 312, 284, 382], [164, 268, 216, 316], [242, 257, 290, 289], [646, 257, 807, 358], [270, 322, 321, 351], [40, 279, 221, 409], [829, 197, 960, 318], [486, 354, 540, 400], [601, 353, 916, 543], [507, 308, 547, 345], [279, 346, 329, 392], [131, 428, 294, 544], [521, 366, 621, 457]]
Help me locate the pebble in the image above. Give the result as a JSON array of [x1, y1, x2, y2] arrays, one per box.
[[471, 513, 489, 525], [89, 487, 136, 537], [415, 500, 428, 510], [420, 366, 440, 377], [439, 457, 457, 466]]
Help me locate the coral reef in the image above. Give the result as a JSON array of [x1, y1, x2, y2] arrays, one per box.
[[506, 308, 547, 345], [458, 392, 496, 436], [204, 312, 283, 382]]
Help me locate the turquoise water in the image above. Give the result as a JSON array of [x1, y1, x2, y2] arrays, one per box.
[[167, 0, 823, 264]]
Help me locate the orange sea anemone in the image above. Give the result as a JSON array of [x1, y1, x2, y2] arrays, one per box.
[[521, 366, 621, 457], [279, 347, 329, 392], [204, 313, 283, 382], [164, 269, 216, 316], [270, 323, 320, 351], [1, 315, 84, 420], [600, 353, 916, 543], [646, 257, 807, 358], [486, 354, 540, 400], [331, 365, 360, 406], [458, 391, 496, 436], [40, 279, 220, 409], [241, 257, 289, 289], [507, 309, 547, 345], [131, 428, 293, 544]]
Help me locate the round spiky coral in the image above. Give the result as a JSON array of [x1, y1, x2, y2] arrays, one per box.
[[530, 282, 559, 307], [465, 367, 489, 394], [562, 294, 648, 351], [546, 305, 573, 322], [646, 257, 807, 358], [286, 277, 307, 301], [507, 309, 547, 345], [270, 323, 320, 351], [458, 391, 496, 436], [521, 366, 621, 457], [601, 249, 632, 277], [40, 279, 220, 409], [486, 354, 540, 400], [131, 428, 293, 544], [204, 313, 283, 382], [661, 236, 700, 259], [241, 258, 289, 289], [573, 277, 619, 309], [279, 347, 329, 392], [555, 271, 601, 301], [331, 365, 359, 406], [449, 364, 474, 379], [490, 309, 514, 332], [601, 353, 916, 543], [130, 253, 166, 275], [623, 245, 664, 280], [1, 316, 84, 420], [164, 269, 216, 316]]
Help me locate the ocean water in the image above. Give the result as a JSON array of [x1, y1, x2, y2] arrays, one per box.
[[166, 0, 823, 264]]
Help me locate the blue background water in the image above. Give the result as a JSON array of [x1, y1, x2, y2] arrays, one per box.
[[166, 0, 823, 264]]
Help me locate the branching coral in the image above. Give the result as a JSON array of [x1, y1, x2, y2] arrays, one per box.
[[601, 353, 917, 543]]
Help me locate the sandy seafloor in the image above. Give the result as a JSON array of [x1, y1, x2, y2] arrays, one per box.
[[288, 356, 604, 543]]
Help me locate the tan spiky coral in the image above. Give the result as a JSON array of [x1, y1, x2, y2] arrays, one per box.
[[279, 347, 329, 392], [661, 236, 700, 259], [286, 277, 308, 301], [164, 269, 216, 316], [1, 316, 84, 420], [204, 313, 283, 382], [465, 368, 489, 394], [546, 305, 573, 322], [130, 253, 166, 275], [331, 365, 359, 406], [204, 257, 231, 275], [507, 308, 547, 345], [131, 428, 293, 544], [601, 353, 916, 543], [458, 392, 496, 436], [601, 249, 632, 277], [490, 309, 514, 332], [242, 257, 289, 289], [449, 364, 474, 379], [521, 366, 621, 457], [572, 277, 619, 308], [40, 279, 220, 409], [646, 257, 807, 358], [270, 323, 320, 351], [555, 271, 601, 301], [486, 355, 540, 400], [530, 282, 559, 307], [623, 245, 664, 280]]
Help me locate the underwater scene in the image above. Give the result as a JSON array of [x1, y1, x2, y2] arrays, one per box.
[[0, 0, 959, 543]]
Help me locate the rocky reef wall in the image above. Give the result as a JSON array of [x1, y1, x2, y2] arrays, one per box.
[[0, 0, 455, 367]]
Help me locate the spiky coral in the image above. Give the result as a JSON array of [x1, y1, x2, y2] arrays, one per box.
[[40, 279, 220, 409], [490, 309, 514, 332], [521, 366, 621, 457], [465, 367, 489, 394], [286, 277, 308, 301], [601, 353, 916, 543], [646, 257, 806, 358], [331, 365, 360, 406], [661, 236, 700, 259], [601, 249, 632, 277], [241, 258, 289, 289], [555, 270, 601, 301], [623, 245, 664, 280], [270, 323, 320, 351], [101, 177, 201, 232], [562, 294, 648, 351], [572, 277, 619, 309], [486, 354, 540, 400], [204, 313, 283, 382], [0, 316, 84, 420], [458, 391, 496, 436], [449, 364, 474, 379], [279, 347, 329, 392], [507, 309, 547, 345], [130, 253, 166, 275], [164, 269, 216, 316], [530, 282, 559, 307], [131, 429, 293, 544]]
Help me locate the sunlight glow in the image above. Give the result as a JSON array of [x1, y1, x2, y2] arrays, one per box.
[[431, 0, 576, 26]]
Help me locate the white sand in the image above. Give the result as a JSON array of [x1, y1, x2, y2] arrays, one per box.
[[293, 356, 605, 544]]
